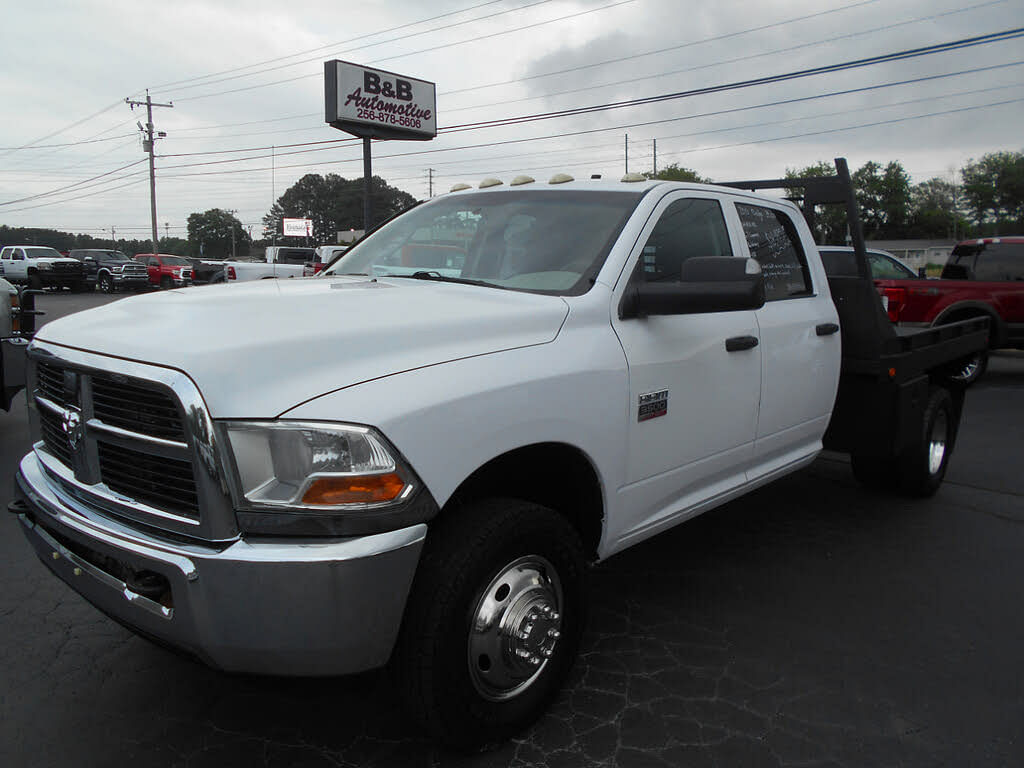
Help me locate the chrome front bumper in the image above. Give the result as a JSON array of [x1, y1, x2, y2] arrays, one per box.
[[13, 451, 426, 676]]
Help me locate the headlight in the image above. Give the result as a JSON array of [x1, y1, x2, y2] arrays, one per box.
[[222, 421, 416, 511], [38, 263, 53, 271], [172, 268, 182, 277]]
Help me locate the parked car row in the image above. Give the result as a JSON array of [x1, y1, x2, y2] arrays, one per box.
[[819, 238, 1024, 384]]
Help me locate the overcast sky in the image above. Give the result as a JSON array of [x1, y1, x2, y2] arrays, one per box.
[[1, 0, 1022, 242]]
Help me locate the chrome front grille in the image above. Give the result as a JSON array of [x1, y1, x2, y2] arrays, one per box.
[[91, 375, 185, 442], [29, 348, 237, 541], [97, 442, 200, 519], [38, 406, 74, 466], [35, 362, 68, 406]]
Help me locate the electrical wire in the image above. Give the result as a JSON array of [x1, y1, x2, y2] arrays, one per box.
[[170, 0, 637, 102]]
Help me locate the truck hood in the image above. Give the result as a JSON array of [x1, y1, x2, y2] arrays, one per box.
[[37, 258, 81, 266], [35, 277, 569, 417]]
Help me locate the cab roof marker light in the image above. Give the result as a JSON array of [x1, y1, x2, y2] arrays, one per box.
[[449, 183, 472, 192], [510, 175, 535, 186], [479, 178, 503, 189], [548, 173, 574, 184], [621, 173, 646, 182]]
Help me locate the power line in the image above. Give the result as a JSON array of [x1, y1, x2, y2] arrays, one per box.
[[151, 0, 515, 91], [159, 0, 560, 97], [152, 29, 1024, 170], [170, 0, 637, 102], [442, 0, 1010, 114]]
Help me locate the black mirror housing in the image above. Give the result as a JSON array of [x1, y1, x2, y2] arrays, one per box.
[[620, 257, 766, 319]]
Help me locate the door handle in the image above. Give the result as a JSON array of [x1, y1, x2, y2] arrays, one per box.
[[816, 323, 839, 336], [725, 335, 759, 352]]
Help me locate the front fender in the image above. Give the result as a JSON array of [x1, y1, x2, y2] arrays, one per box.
[[278, 329, 628, 524]]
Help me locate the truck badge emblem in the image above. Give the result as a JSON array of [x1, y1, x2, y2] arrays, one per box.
[[638, 389, 669, 422], [61, 408, 84, 450]]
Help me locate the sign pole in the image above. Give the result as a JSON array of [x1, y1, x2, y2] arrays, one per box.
[[363, 137, 373, 232]]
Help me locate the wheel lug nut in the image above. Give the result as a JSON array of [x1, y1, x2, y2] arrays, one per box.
[[547, 629, 560, 639], [530, 655, 541, 666], [549, 611, 560, 621], [527, 612, 538, 622], [542, 648, 553, 658]]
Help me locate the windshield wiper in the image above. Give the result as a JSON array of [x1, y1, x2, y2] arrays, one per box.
[[401, 270, 502, 289]]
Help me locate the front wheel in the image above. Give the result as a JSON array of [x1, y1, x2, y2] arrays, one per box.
[[159, 275, 173, 290], [394, 498, 587, 749], [98, 274, 115, 293], [28, 272, 42, 290]]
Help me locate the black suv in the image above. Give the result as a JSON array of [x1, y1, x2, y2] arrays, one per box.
[[67, 249, 151, 293]]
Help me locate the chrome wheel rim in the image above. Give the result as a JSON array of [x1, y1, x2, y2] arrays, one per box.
[[928, 408, 948, 476], [952, 355, 980, 382], [467, 555, 563, 701]]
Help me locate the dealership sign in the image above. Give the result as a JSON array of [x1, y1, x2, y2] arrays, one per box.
[[283, 218, 313, 237], [324, 60, 436, 141]]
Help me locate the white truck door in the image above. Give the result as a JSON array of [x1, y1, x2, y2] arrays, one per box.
[[610, 194, 761, 545], [731, 201, 841, 478], [10, 249, 28, 281]]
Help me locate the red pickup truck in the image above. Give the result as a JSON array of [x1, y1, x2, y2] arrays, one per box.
[[869, 238, 1024, 383], [134, 253, 194, 289]]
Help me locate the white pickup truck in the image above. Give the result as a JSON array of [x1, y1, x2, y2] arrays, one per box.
[[0, 245, 86, 291], [9, 161, 986, 747], [223, 246, 310, 282]]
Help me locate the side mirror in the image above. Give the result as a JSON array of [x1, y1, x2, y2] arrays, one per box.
[[620, 257, 765, 319]]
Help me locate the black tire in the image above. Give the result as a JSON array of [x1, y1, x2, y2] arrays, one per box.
[[898, 386, 956, 497], [944, 349, 988, 387], [394, 498, 587, 749], [27, 272, 42, 290], [159, 275, 173, 290], [98, 273, 115, 294]]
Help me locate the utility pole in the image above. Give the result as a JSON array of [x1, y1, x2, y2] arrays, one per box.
[[428, 168, 434, 198], [164, 221, 169, 241], [624, 134, 629, 175], [126, 90, 173, 255], [110, 226, 116, 247], [653, 139, 657, 177]]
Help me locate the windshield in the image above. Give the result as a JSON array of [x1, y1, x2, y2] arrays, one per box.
[[325, 190, 643, 295], [25, 248, 63, 259], [159, 256, 193, 266]]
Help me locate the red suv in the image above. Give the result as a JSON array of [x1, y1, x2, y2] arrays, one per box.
[[134, 254, 194, 289]]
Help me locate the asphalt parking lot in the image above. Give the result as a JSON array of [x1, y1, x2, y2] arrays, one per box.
[[2, 291, 1022, 767]]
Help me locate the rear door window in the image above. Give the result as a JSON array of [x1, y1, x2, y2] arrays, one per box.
[[973, 242, 1024, 281], [735, 203, 812, 300]]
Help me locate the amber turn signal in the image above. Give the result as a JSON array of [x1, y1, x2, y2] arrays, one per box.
[[301, 473, 406, 505]]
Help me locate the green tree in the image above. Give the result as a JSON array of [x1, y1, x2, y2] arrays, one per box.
[[908, 177, 967, 239], [642, 163, 710, 183], [187, 208, 250, 259], [961, 151, 1024, 232], [853, 160, 911, 238], [262, 173, 417, 243]]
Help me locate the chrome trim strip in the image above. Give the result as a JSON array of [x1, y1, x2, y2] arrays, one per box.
[[20, 453, 200, 578], [37, 448, 202, 527], [28, 519, 174, 620], [87, 418, 189, 450], [34, 393, 64, 415]]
